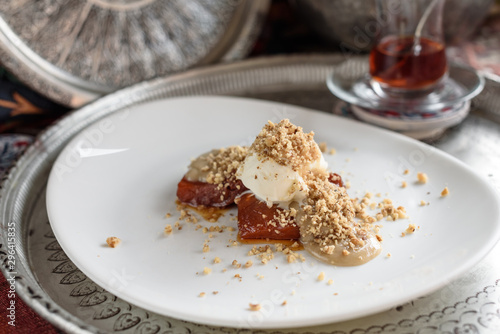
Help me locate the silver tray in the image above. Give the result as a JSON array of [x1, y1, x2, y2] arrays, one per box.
[[1, 54, 500, 334], [0, 0, 269, 107]]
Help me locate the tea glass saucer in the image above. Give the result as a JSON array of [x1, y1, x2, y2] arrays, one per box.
[[326, 58, 484, 114]]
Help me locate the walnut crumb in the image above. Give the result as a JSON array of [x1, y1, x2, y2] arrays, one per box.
[[417, 172, 428, 184], [281, 300, 287, 306], [319, 142, 327, 153], [404, 169, 409, 175], [317, 272, 325, 281], [199, 292, 206, 297], [406, 224, 416, 234], [203, 244, 210, 253], [203, 267, 212, 275], [164, 225, 172, 234], [327, 279, 334, 285], [420, 200, 427, 206], [213, 257, 221, 264], [244, 260, 253, 268], [386, 253, 391, 258], [106, 237, 121, 248], [249, 303, 261, 311], [401, 181, 407, 188], [165, 213, 171, 218], [441, 187, 449, 197], [212, 291, 219, 295]]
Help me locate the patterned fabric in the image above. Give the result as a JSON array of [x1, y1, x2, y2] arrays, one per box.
[[0, 134, 33, 175], [0, 68, 68, 134]]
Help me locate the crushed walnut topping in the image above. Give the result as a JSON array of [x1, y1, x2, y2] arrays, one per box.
[[299, 173, 359, 254], [186, 146, 248, 198], [248, 119, 322, 172], [441, 187, 449, 197]]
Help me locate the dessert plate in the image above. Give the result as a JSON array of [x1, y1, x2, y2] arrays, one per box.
[[46, 96, 500, 329]]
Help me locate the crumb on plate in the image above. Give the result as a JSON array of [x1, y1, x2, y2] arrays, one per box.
[[417, 172, 428, 184], [249, 303, 261, 311], [106, 237, 121, 248]]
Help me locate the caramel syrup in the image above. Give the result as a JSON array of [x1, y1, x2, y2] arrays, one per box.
[[176, 200, 229, 222], [237, 234, 304, 251]]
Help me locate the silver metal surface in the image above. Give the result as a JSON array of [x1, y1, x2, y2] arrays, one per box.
[[1, 54, 500, 333], [0, 0, 269, 107]]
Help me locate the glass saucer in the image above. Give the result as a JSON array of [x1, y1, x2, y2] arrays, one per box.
[[350, 100, 470, 140], [326, 58, 485, 113]]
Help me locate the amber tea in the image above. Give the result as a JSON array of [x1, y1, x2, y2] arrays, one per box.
[[369, 35, 447, 91]]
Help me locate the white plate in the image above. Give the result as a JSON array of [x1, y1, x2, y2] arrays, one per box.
[[46, 96, 500, 329]]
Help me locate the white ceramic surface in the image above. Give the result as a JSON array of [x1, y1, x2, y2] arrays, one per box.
[[46, 96, 500, 329]]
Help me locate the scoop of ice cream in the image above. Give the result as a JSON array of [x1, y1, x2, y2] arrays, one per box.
[[237, 119, 329, 207], [237, 153, 307, 206], [237, 151, 328, 207]]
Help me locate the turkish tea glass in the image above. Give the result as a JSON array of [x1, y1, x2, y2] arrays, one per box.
[[369, 0, 448, 96]]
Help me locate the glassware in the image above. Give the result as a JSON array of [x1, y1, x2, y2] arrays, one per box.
[[369, 0, 447, 96]]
